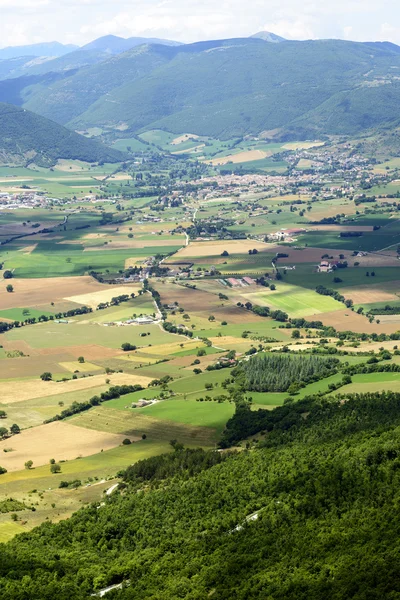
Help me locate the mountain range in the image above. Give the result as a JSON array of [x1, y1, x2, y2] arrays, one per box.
[[1, 32, 400, 156]]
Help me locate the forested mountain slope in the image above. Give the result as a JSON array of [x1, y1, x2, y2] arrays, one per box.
[[2, 391, 400, 598], [0, 103, 124, 166], [4, 37, 400, 139], [67, 38, 400, 139]]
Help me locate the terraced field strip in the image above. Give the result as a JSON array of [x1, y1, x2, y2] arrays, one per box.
[[70, 406, 218, 446]]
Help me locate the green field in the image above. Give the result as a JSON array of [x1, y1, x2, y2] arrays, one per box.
[[241, 283, 342, 318]]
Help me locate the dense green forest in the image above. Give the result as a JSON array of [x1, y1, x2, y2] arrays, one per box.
[[2, 391, 400, 598], [238, 353, 339, 392], [0, 103, 124, 166]]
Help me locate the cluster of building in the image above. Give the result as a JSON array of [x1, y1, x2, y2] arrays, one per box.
[[220, 276, 256, 287]]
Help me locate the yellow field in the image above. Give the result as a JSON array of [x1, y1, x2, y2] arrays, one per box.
[[0, 372, 152, 405], [83, 239, 184, 251], [176, 239, 269, 258], [282, 141, 325, 150], [0, 276, 114, 311], [0, 421, 126, 471], [210, 150, 268, 165], [171, 134, 200, 145], [119, 354, 160, 364], [59, 361, 102, 372], [138, 339, 206, 356], [65, 285, 142, 309]]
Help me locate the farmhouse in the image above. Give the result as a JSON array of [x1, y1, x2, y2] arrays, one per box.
[[133, 316, 155, 325], [317, 261, 335, 273]]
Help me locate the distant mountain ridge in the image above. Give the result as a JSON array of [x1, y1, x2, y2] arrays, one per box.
[[0, 103, 124, 166], [0, 41, 78, 60], [250, 31, 286, 43], [2, 35, 400, 141], [81, 35, 182, 54]]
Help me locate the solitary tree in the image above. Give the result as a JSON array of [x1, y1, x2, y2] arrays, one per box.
[[10, 424, 20, 435], [40, 372, 52, 381], [50, 463, 61, 474], [77, 356, 85, 364], [6, 284, 13, 293], [25, 460, 33, 470]]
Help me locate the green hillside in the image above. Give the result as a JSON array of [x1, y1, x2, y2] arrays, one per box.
[[67, 39, 400, 139], [2, 391, 400, 597], [23, 44, 176, 125], [0, 103, 124, 166], [3, 38, 400, 139]]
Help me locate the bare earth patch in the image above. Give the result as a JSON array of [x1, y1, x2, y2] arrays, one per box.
[[0, 421, 125, 471]]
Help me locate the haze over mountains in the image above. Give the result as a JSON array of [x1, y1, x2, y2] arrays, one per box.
[[2, 31, 400, 163]]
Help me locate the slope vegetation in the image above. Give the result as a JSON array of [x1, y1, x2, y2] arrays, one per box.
[[1, 392, 400, 597], [0, 103, 124, 166]]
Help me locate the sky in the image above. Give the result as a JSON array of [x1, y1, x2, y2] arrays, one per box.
[[1, 0, 400, 48]]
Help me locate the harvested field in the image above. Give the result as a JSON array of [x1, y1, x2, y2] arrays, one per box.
[[0, 355, 71, 379], [124, 257, 144, 268], [1, 340, 39, 355], [282, 142, 324, 150], [0, 372, 152, 405], [65, 285, 142, 309], [59, 361, 102, 372], [208, 336, 256, 353], [38, 345, 120, 360], [83, 239, 183, 251], [171, 134, 200, 145], [269, 246, 351, 263], [82, 233, 107, 239], [376, 314, 400, 324], [317, 309, 400, 333], [0, 421, 125, 471], [0, 277, 112, 310], [339, 285, 399, 304], [309, 225, 374, 232], [139, 340, 205, 356], [175, 239, 269, 258], [210, 150, 269, 165], [18, 244, 37, 255]]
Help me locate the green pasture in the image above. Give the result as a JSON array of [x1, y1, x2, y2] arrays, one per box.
[[341, 372, 400, 394], [280, 265, 400, 290], [71, 405, 218, 446], [297, 220, 400, 251], [112, 137, 150, 152], [140, 398, 234, 433], [242, 283, 342, 318], [0, 308, 55, 321], [3, 242, 181, 278]]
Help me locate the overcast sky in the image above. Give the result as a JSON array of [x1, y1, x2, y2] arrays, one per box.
[[1, 0, 400, 48]]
